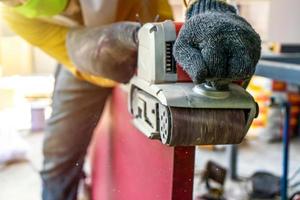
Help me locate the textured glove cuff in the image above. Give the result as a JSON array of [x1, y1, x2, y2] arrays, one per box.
[[186, 0, 237, 19]]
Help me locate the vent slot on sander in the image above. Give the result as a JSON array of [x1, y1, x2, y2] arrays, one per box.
[[165, 41, 177, 74]]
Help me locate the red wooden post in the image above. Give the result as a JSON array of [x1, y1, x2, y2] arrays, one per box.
[[91, 87, 195, 200]]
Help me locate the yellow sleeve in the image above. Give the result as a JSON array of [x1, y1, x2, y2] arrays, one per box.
[[1, 7, 116, 87], [156, 0, 174, 21]]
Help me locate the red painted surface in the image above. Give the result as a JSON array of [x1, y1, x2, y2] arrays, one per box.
[[174, 22, 183, 35], [177, 64, 192, 82], [91, 88, 195, 200], [172, 147, 195, 198]]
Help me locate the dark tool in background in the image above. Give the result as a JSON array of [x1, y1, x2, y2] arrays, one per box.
[[250, 171, 281, 199], [197, 161, 227, 200], [128, 21, 259, 146]]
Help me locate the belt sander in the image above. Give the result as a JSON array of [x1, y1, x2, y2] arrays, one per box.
[[128, 21, 258, 146]]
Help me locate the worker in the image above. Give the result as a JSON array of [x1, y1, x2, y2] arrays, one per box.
[[0, 0, 261, 200]]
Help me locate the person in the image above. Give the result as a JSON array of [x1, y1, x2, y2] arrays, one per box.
[[0, 0, 261, 199]]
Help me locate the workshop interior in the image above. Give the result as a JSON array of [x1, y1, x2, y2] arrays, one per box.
[[0, 0, 300, 200]]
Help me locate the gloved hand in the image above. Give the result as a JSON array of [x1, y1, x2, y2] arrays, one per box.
[[173, 0, 261, 88], [67, 22, 140, 83]]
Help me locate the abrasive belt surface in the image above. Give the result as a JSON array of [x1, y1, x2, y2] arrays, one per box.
[[169, 108, 246, 146]]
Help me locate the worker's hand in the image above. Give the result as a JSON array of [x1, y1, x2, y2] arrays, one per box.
[[67, 22, 140, 83], [174, 0, 261, 88]]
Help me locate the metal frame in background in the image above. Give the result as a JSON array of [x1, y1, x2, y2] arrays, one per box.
[[229, 54, 300, 200]]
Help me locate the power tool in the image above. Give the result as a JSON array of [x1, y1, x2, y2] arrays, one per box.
[[128, 21, 258, 146]]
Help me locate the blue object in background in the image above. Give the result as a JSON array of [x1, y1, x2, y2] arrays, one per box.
[[281, 102, 291, 200]]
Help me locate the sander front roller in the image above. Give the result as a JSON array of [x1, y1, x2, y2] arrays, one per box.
[[128, 21, 258, 146]]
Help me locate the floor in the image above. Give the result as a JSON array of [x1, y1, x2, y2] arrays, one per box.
[[0, 133, 300, 200], [196, 138, 300, 177], [194, 138, 300, 199], [0, 132, 43, 200]]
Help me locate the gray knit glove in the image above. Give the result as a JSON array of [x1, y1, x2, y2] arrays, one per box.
[[173, 0, 261, 88]]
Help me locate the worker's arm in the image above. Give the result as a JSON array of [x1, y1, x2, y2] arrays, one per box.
[[67, 22, 140, 83], [174, 0, 261, 88], [1, 7, 116, 87]]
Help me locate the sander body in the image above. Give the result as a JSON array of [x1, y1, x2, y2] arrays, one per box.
[[128, 21, 258, 146]]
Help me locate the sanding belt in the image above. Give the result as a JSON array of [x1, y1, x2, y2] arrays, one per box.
[[160, 106, 246, 146]]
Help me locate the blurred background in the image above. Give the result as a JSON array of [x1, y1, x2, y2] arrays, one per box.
[[1, 0, 300, 200]]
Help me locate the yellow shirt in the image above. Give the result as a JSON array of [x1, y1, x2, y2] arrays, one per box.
[[1, 0, 173, 87]]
